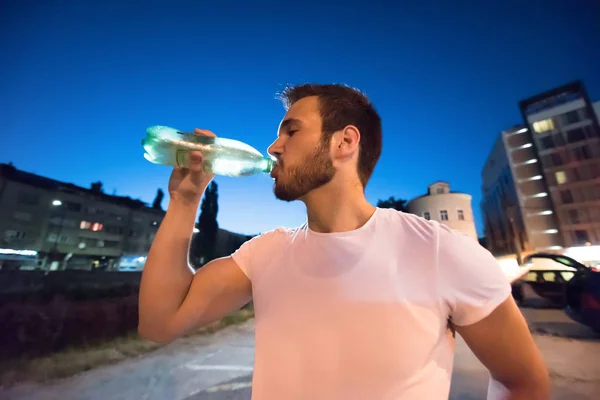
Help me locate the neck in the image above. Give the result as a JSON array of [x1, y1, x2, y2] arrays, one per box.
[[302, 179, 376, 233]]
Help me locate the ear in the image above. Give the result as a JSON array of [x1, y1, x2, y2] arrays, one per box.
[[331, 125, 360, 161]]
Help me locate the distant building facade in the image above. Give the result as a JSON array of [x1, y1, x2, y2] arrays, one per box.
[[481, 80, 600, 259], [407, 182, 478, 239], [0, 163, 164, 270]]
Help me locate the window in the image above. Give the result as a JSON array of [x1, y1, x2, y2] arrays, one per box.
[[591, 164, 600, 179], [540, 135, 554, 149], [436, 188, 444, 194], [423, 212, 430, 220], [86, 206, 105, 215], [105, 226, 124, 235], [440, 210, 448, 221], [62, 201, 82, 212], [567, 128, 586, 143], [458, 210, 465, 220], [573, 146, 592, 161], [550, 153, 563, 166], [533, 118, 554, 133], [555, 171, 567, 184], [80, 221, 103, 231], [584, 125, 600, 139], [4, 230, 26, 240], [564, 110, 580, 125], [553, 132, 565, 146], [560, 190, 573, 204], [18, 192, 40, 206], [47, 234, 72, 244], [574, 230, 590, 245], [13, 211, 32, 222], [568, 209, 580, 224]]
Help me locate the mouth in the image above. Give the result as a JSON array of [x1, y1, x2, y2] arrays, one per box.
[[270, 164, 281, 179]]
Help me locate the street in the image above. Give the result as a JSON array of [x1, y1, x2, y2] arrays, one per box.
[[1, 307, 599, 400]]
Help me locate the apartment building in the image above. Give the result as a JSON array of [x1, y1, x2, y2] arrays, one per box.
[[482, 81, 600, 260], [0, 163, 164, 270]]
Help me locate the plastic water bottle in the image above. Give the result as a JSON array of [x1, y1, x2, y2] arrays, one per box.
[[142, 126, 275, 177]]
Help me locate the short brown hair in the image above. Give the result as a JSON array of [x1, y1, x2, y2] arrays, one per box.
[[279, 83, 382, 188]]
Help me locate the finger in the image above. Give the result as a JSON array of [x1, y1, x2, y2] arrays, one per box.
[[193, 128, 216, 137], [188, 151, 205, 172]]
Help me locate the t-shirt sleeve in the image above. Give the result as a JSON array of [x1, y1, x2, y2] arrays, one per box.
[[436, 224, 512, 327], [230, 229, 280, 281]]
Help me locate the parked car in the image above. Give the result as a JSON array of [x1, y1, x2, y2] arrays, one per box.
[[495, 255, 531, 304], [522, 253, 600, 333]]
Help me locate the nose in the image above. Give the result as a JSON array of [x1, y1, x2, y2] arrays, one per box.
[[267, 137, 284, 161]]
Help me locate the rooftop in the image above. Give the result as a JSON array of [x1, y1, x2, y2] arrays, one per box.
[[0, 163, 163, 214]]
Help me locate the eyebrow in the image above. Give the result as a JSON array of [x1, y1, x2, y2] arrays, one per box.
[[279, 118, 302, 133]]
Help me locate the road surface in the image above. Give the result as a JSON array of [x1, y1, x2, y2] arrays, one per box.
[[1, 308, 599, 399]]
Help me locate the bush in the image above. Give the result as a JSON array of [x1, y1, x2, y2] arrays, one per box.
[[0, 271, 141, 304], [0, 295, 139, 360]]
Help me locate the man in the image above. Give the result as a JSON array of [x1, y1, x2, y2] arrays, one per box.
[[138, 84, 550, 399]]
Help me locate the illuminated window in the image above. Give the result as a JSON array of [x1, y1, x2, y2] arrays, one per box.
[[80, 221, 103, 231], [555, 171, 567, 184], [440, 210, 448, 221], [533, 118, 555, 133]]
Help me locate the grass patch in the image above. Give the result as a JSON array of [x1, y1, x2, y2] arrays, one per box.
[[0, 308, 254, 387]]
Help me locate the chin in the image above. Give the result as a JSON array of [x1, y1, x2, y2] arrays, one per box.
[[273, 182, 301, 202]]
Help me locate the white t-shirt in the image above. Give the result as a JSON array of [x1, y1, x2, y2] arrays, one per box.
[[232, 208, 511, 400]]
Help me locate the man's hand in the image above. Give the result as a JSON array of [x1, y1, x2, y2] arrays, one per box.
[[168, 129, 216, 206]]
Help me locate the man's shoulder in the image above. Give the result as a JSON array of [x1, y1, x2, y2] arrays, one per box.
[[376, 208, 439, 241], [246, 225, 300, 244]]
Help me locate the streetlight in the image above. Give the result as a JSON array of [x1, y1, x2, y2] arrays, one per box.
[[49, 199, 66, 269]]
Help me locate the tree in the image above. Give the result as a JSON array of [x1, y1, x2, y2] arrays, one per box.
[[152, 188, 164, 210], [191, 181, 219, 266], [377, 196, 409, 212]]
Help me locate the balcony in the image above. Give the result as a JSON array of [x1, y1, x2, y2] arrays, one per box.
[[521, 195, 553, 212], [505, 131, 532, 149], [517, 179, 547, 198], [529, 232, 563, 249], [513, 162, 544, 182], [510, 147, 537, 165]]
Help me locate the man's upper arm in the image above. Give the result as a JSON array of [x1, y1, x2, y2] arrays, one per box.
[[167, 256, 252, 340], [164, 229, 278, 341], [437, 226, 512, 327], [454, 296, 550, 398], [436, 225, 550, 397]]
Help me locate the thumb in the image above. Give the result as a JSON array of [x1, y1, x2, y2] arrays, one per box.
[[188, 151, 204, 172]]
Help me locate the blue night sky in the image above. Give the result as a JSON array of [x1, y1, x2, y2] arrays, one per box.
[[1, 0, 599, 236]]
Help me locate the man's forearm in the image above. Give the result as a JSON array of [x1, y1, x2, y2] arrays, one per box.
[[138, 198, 199, 340]]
